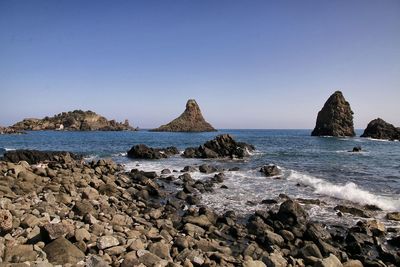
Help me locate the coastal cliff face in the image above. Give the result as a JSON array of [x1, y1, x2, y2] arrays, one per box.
[[311, 91, 355, 137], [361, 118, 400, 140], [11, 110, 135, 131], [151, 99, 216, 132]]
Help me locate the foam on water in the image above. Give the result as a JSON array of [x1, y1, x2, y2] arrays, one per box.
[[287, 170, 400, 211]]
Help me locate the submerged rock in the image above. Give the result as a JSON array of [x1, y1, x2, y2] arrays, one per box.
[[127, 144, 179, 159], [311, 91, 355, 137], [361, 118, 400, 141], [151, 99, 216, 132], [12, 109, 136, 131], [260, 164, 280, 177], [183, 134, 255, 159]]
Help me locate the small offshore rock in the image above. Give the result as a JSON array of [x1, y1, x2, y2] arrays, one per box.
[[260, 165, 280, 177]]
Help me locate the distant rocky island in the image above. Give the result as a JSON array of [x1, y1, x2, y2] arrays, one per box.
[[151, 99, 216, 132], [311, 91, 355, 137], [361, 118, 400, 141], [10, 110, 136, 131]]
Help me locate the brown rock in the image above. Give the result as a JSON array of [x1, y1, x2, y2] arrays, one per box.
[[151, 99, 216, 132], [311, 91, 355, 137], [0, 210, 13, 232], [43, 237, 85, 265]]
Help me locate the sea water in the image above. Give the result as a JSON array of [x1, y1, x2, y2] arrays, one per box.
[[1, 129, 399, 227]]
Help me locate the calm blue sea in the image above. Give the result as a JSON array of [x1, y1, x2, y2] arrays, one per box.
[[1, 130, 399, 225]]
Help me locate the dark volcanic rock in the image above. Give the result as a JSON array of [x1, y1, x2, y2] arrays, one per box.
[[151, 99, 216, 132], [1, 149, 81, 164], [260, 164, 280, 177], [127, 144, 179, 159], [12, 110, 136, 131], [311, 91, 355, 137], [183, 134, 255, 159], [276, 199, 308, 226], [361, 118, 400, 141]]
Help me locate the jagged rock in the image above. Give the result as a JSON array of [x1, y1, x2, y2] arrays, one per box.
[[311, 91, 355, 137], [127, 144, 179, 159], [1, 149, 81, 164], [276, 200, 308, 226], [351, 146, 362, 152], [334, 205, 370, 218], [151, 99, 216, 132], [183, 134, 255, 159], [97, 235, 120, 250], [260, 165, 281, 177], [43, 237, 85, 265], [386, 212, 400, 221], [361, 118, 400, 140], [12, 110, 136, 131]]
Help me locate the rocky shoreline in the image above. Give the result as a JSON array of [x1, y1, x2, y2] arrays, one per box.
[[0, 150, 399, 266]]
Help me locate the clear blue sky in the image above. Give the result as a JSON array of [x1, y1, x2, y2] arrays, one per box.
[[1, 0, 399, 129]]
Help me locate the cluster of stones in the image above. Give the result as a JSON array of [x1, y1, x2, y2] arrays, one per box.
[[0, 153, 398, 266]]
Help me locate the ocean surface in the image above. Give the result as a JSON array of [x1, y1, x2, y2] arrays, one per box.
[[1, 129, 400, 228]]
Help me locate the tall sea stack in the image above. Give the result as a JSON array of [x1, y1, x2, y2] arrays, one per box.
[[151, 99, 216, 132], [311, 91, 355, 137]]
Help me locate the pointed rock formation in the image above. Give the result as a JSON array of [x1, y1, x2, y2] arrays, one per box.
[[151, 99, 216, 132], [311, 91, 355, 137], [361, 118, 400, 140]]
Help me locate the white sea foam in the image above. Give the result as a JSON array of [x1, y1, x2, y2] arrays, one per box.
[[288, 170, 400, 211]]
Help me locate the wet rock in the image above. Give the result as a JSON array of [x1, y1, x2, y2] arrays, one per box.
[[127, 144, 179, 159], [182, 166, 197, 172], [260, 165, 280, 177], [276, 200, 308, 226], [97, 235, 120, 250], [305, 223, 332, 242], [311, 91, 355, 137], [199, 164, 217, 174], [351, 146, 362, 152], [151, 99, 216, 132], [365, 220, 385, 236], [43, 237, 85, 265], [361, 118, 400, 141], [386, 212, 400, 221], [334, 205, 370, 218], [183, 134, 255, 159], [262, 230, 285, 247], [161, 168, 171, 174]]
